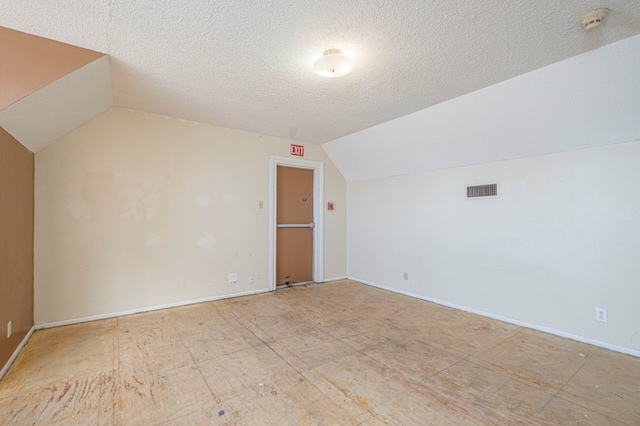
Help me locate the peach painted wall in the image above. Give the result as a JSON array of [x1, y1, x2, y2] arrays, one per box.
[[0, 126, 34, 371]]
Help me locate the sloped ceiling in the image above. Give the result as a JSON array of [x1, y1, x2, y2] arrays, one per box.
[[0, 56, 112, 152], [324, 35, 640, 182], [1, 0, 639, 146], [0, 27, 112, 152], [0, 27, 104, 110]]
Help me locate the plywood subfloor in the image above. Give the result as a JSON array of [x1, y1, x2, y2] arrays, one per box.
[[1, 280, 638, 425]]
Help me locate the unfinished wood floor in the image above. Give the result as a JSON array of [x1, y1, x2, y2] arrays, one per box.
[[1, 280, 638, 425]]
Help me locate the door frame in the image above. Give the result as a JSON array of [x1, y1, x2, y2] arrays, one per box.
[[269, 156, 324, 291]]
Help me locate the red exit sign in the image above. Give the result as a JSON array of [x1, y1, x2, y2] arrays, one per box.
[[290, 144, 304, 157]]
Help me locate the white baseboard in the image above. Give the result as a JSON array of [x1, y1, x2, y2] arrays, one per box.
[[350, 276, 640, 358], [322, 276, 347, 282], [0, 326, 35, 381], [36, 287, 271, 330]]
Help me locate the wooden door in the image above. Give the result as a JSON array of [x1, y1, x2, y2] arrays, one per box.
[[276, 166, 313, 286]]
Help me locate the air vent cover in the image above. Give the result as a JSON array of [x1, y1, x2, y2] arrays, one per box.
[[467, 183, 498, 199]]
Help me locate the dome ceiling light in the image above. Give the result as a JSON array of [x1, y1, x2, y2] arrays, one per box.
[[313, 49, 354, 77]]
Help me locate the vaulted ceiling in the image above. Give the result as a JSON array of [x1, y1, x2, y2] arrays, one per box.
[[2, 0, 639, 149], [0, 27, 112, 152]]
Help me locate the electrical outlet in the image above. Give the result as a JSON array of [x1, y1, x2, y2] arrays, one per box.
[[256, 271, 262, 280], [403, 272, 409, 280], [7, 321, 11, 338], [595, 307, 608, 323], [228, 273, 238, 283]]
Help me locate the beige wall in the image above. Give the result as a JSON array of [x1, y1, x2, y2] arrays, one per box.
[[34, 108, 346, 325], [0, 127, 34, 369]]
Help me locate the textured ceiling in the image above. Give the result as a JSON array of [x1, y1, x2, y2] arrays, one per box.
[[1, 1, 640, 144], [324, 35, 640, 182]]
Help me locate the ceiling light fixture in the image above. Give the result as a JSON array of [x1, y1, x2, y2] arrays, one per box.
[[313, 49, 354, 77], [580, 9, 609, 32]]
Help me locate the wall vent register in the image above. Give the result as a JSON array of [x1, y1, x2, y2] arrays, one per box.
[[467, 183, 498, 198]]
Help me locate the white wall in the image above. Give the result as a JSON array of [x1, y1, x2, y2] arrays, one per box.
[[347, 141, 640, 353], [34, 108, 346, 325]]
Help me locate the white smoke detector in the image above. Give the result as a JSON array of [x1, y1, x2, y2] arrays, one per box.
[[580, 9, 609, 32]]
